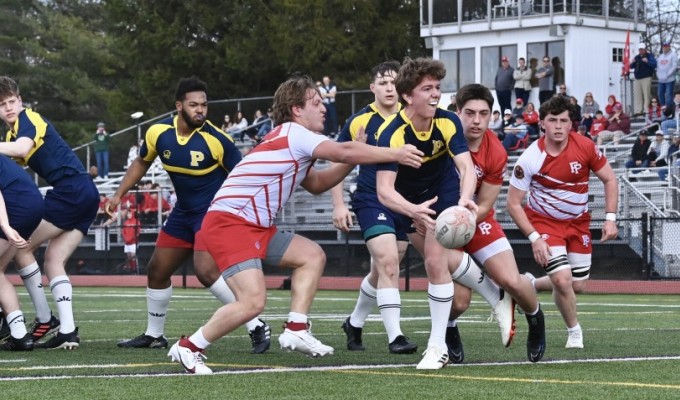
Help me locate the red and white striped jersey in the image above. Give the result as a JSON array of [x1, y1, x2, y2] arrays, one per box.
[[509, 132, 607, 220], [208, 122, 329, 227], [470, 130, 507, 219]]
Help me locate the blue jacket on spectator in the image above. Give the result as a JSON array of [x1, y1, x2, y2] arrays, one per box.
[[630, 50, 657, 80]]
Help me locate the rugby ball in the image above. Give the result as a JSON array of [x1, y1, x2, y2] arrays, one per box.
[[435, 206, 476, 249]]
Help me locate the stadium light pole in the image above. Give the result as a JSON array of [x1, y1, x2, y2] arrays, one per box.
[[131, 111, 144, 144]]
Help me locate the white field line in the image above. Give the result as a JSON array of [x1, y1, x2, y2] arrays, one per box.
[[2, 355, 680, 382]]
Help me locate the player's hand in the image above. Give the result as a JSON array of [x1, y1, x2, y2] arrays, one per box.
[[1, 225, 29, 249], [332, 204, 353, 232], [411, 196, 438, 233], [531, 238, 551, 267], [355, 126, 367, 144], [601, 221, 618, 243], [458, 198, 479, 215], [105, 196, 120, 218], [412, 217, 427, 237], [395, 145, 423, 169]]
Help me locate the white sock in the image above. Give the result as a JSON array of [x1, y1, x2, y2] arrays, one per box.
[[427, 282, 454, 349], [568, 323, 582, 333], [145, 286, 172, 337], [208, 278, 235, 304], [189, 327, 211, 349], [349, 276, 377, 328], [50, 275, 75, 333], [287, 312, 307, 324], [447, 318, 458, 328], [19, 262, 52, 323], [377, 288, 403, 342], [451, 253, 501, 306], [6, 310, 27, 338]]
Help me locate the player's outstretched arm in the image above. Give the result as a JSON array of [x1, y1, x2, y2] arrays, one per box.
[[312, 140, 423, 168], [0, 137, 34, 158], [330, 178, 352, 232], [507, 185, 550, 266], [376, 170, 437, 229], [453, 152, 479, 214]]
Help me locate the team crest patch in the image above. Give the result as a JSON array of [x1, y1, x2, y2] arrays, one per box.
[[163, 150, 171, 159], [513, 165, 525, 179]]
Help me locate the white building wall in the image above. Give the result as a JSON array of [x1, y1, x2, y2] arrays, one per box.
[[431, 22, 642, 112]]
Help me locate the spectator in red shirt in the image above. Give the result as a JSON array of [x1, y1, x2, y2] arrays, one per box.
[[590, 110, 608, 142], [121, 208, 140, 273], [604, 95, 622, 117], [141, 183, 170, 225], [94, 193, 110, 226], [522, 102, 540, 139]]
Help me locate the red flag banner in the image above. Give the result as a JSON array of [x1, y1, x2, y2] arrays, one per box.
[[622, 30, 630, 76]]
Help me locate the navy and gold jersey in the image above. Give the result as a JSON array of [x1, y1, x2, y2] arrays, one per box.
[[4, 109, 86, 185], [336, 102, 401, 193], [140, 116, 242, 213], [376, 107, 468, 196]]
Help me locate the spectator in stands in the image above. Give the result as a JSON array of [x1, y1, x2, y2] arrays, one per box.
[[320, 75, 338, 137], [94, 193, 110, 226], [646, 98, 664, 132], [511, 98, 525, 121], [522, 101, 540, 139], [590, 110, 608, 142], [229, 111, 248, 142], [500, 109, 514, 140], [624, 129, 651, 173], [661, 91, 680, 136], [513, 57, 532, 106], [535, 56, 555, 104], [660, 134, 679, 181], [94, 122, 110, 179], [577, 124, 592, 140], [502, 114, 528, 151], [141, 183, 170, 226], [580, 92, 600, 133], [221, 114, 233, 132], [655, 41, 677, 109], [630, 43, 657, 116], [645, 131, 670, 171], [495, 56, 515, 116], [489, 110, 503, 138], [256, 108, 274, 140], [604, 95, 622, 117], [126, 140, 142, 170], [569, 96, 582, 132], [597, 104, 630, 146], [557, 84, 569, 99], [446, 94, 457, 112], [88, 165, 99, 180]]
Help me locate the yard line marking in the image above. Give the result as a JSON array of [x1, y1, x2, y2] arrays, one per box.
[[2, 355, 680, 382], [0, 359, 26, 363]]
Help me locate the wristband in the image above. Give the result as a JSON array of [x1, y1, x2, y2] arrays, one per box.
[[528, 231, 541, 243], [605, 212, 617, 222]]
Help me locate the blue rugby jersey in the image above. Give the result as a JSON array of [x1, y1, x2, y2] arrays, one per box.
[[4, 109, 86, 185], [140, 116, 242, 213], [376, 107, 468, 196]]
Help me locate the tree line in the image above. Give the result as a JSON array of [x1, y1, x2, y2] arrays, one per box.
[[0, 0, 425, 157]]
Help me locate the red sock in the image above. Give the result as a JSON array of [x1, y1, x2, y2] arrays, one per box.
[[179, 336, 203, 352], [285, 322, 308, 331]]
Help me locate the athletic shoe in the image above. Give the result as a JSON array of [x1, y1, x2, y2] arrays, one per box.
[[388, 335, 418, 354], [35, 328, 79, 350], [416, 344, 449, 370], [445, 325, 464, 364], [0, 313, 9, 342], [1, 333, 34, 351], [492, 289, 516, 347], [278, 322, 334, 357], [167, 337, 212, 375], [341, 317, 365, 351], [117, 333, 169, 349], [566, 329, 584, 349], [526, 307, 546, 363], [249, 319, 271, 354], [30, 314, 60, 342]]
